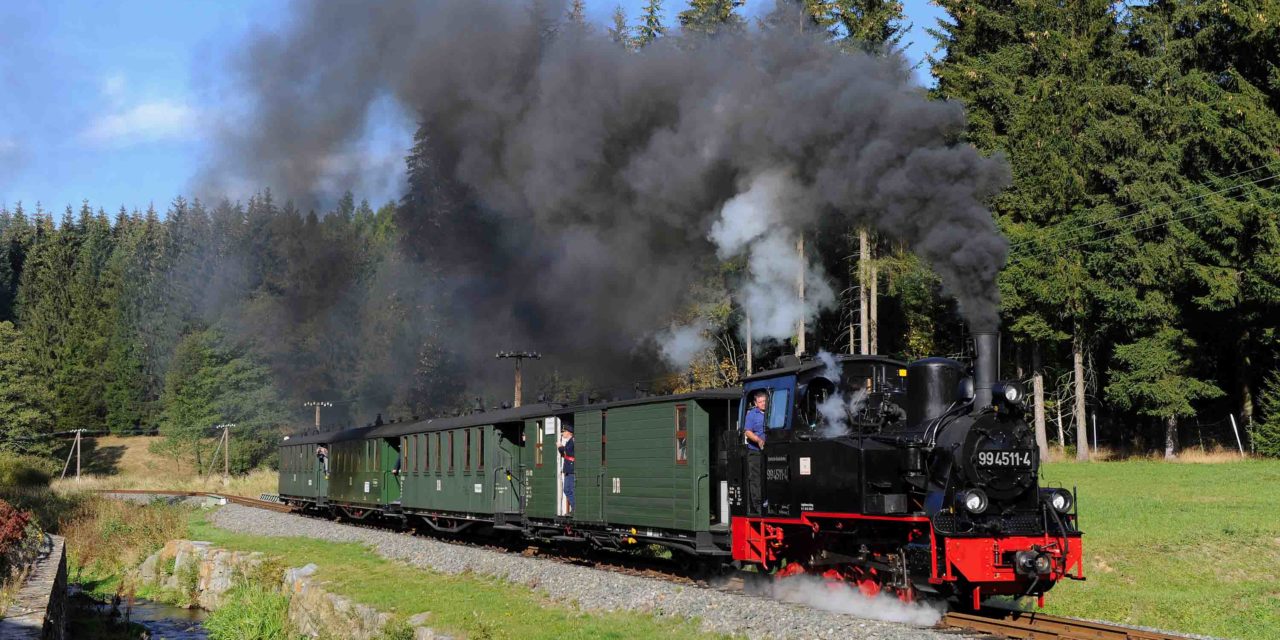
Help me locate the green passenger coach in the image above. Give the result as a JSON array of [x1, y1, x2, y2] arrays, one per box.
[[277, 390, 740, 553]]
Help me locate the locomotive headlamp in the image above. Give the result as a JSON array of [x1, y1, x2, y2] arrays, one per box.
[[958, 488, 988, 514], [1041, 488, 1074, 513], [992, 381, 1026, 405], [1016, 551, 1053, 576], [1034, 553, 1053, 574]]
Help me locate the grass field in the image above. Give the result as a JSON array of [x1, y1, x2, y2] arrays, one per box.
[[48, 436, 277, 497], [1040, 458, 1280, 639], [188, 513, 721, 640]]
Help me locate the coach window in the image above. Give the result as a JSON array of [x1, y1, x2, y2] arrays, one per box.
[[435, 433, 442, 473], [465, 429, 472, 472], [536, 431, 544, 468], [448, 431, 456, 473], [675, 404, 688, 464], [478, 427, 485, 471], [601, 411, 607, 466], [421, 435, 429, 472]]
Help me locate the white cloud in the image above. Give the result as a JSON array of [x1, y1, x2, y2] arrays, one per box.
[[101, 72, 127, 104], [83, 100, 199, 146]]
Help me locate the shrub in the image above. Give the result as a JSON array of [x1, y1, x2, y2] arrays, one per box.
[[0, 452, 54, 488], [0, 499, 32, 556], [203, 581, 296, 640], [1253, 372, 1280, 457]]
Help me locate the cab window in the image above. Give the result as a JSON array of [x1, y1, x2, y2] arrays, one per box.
[[768, 389, 790, 430]]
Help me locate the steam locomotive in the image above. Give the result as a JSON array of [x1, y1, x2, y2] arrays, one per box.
[[279, 331, 1083, 611]]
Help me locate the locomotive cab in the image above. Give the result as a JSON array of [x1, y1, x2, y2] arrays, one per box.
[[727, 354, 912, 519]]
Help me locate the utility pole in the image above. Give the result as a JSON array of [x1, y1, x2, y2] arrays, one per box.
[[745, 312, 753, 374], [60, 429, 85, 482], [215, 423, 235, 479], [304, 401, 333, 429], [497, 351, 541, 407]]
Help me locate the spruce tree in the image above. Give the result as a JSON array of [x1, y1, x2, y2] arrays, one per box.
[[678, 0, 745, 38], [0, 321, 55, 455], [608, 6, 632, 48], [634, 0, 666, 48]]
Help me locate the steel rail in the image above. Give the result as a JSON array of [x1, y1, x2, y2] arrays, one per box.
[[943, 610, 1192, 640]]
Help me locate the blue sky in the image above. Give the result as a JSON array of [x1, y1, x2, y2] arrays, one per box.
[[0, 0, 946, 215]]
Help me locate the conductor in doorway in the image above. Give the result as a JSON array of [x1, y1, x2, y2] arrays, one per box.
[[558, 426, 575, 515], [745, 391, 767, 515]]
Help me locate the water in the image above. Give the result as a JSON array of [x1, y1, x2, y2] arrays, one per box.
[[69, 590, 209, 640], [123, 599, 208, 639]]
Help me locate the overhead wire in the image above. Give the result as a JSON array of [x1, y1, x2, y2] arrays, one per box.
[[1009, 162, 1280, 252], [1010, 168, 1280, 255]]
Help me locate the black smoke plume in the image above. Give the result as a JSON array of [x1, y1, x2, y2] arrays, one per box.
[[200, 0, 1008, 393]]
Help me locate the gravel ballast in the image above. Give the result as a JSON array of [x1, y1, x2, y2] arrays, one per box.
[[208, 504, 968, 639]]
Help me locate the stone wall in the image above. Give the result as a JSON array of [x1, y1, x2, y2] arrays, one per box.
[[137, 540, 443, 640], [0, 534, 67, 640]]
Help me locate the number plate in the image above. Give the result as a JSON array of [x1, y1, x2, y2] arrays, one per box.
[[975, 449, 1035, 468]]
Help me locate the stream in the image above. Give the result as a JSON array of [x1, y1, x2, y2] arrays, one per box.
[[68, 588, 209, 640]]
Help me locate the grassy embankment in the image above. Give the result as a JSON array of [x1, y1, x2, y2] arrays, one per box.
[[1041, 457, 1280, 639], [187, 512, 721, 640]]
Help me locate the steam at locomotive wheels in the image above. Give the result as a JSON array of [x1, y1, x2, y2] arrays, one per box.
[[279, 330, 1083, 612]]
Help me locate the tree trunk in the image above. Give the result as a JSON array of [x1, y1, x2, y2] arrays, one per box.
[[1032, 342, 1049, 460], [1238, 331, 1253, 426], [858, 229, 869, 355], [869, 237, 878, 354], [1164, 414, 1179, 459], [1073, 332, 1090, 461], [795, 235, 805, 356], [1056, 402, 1065, 446]]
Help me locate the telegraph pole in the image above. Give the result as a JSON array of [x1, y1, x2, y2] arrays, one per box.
[[215, 423, 235, 479], [60, 429, 85, 482], [496, 351, 541, 407], [304, 401, 332, 429]]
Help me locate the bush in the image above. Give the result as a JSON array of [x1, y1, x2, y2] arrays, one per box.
[[0, 452, 54, 488], [1253, 372, 1280, 457]]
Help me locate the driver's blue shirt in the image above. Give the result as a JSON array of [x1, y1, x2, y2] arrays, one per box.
[[745, 407, 766, 451]]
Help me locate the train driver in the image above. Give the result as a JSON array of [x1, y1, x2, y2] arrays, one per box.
[[745, 391, 767, 514]]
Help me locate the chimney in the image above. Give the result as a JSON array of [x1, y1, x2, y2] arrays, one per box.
[[972, 331, 999, 411]]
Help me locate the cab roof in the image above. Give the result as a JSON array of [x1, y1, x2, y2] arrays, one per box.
[[743, 353, 907, 383]]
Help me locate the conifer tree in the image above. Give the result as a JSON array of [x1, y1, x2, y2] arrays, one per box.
[[678, 0, 745, 38], [634, 0, 666, 48], [608, 6, 632, 48], [0, 321, 54, 454]]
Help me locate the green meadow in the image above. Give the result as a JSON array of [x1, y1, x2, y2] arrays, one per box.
[[1040, 459, 1280, 639], [188, 514, 721, 640]]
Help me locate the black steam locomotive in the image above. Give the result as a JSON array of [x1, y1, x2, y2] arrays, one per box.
[[724, 331, 1083, 608], [280, 332, 1083, 611]]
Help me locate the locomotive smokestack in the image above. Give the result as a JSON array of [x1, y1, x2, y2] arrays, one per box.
[[973, 331, 999, 411]]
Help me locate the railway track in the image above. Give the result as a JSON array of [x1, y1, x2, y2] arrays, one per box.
[[98, 489, 1194, 640], [943, 610, 1192, 640], [94, 488, 296, 513]]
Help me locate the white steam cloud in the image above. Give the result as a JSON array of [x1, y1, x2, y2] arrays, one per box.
[[657, 321, 713, 369], [708, 170, 836, 344], [769, 575, 944, 626], [814, 350, 868, 437]]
